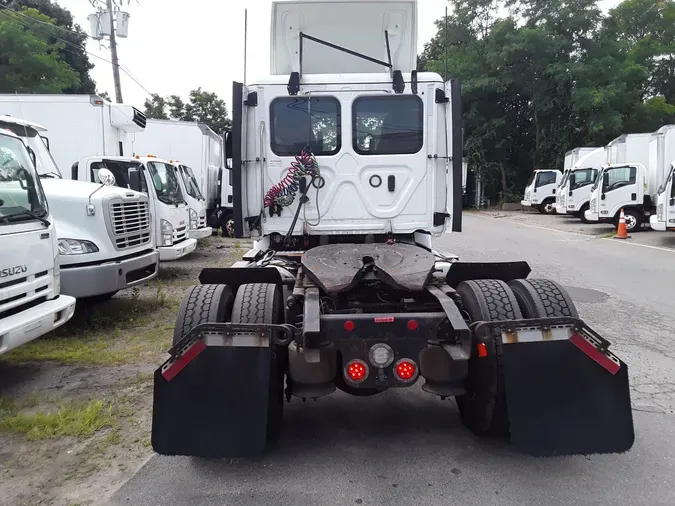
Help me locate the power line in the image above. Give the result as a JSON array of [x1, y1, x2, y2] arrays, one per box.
[[0, 8, 154, 98], [0, 4, 90, 40]]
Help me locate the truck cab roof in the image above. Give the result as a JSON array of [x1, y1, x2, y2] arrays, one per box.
[[0, 115, 47, 132]]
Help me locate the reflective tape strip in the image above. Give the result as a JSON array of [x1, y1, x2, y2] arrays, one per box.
[[570, 333, 621, 375], [502, 325, 571, 344], [161, 340, 207, 381]]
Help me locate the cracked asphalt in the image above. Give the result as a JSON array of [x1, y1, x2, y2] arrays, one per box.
[[110, 213, 675, 506]]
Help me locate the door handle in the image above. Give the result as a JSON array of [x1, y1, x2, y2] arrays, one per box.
[[631, 193, 637, 201], [601, 194, 606, 200]]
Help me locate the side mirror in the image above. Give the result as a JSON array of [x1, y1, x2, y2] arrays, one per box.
[[570, 174, 576, 187], [42, 136, 50, 152], [670, 198, 675, 206], [224, 132, 233, 170], [26, 146, 37, 169], [128, 168, 142, 192], [602, 173, 609, 188], [568, 191, 573, 197]]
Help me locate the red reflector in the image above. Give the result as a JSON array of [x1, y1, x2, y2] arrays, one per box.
[[346, 360, 367, 381], [162, 340, 207, 381], [407, 320, 418, 331], [374, 317, 395, 323], [477, 342, 488, 358], [344, 320, 355, 331], [569, 333, 620, 375], [395, 360, 416, 380]]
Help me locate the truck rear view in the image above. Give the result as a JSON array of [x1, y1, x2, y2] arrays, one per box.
[[150, 0, 634, 460]]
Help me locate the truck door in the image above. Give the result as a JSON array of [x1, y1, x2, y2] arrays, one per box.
[[229, 82, 250, 238], [533, 171, 558, 203], [598, 164, 640, 218]]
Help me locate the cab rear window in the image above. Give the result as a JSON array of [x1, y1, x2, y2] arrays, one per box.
[[270, 97, 341, 156], [352, 96, 423, 155]]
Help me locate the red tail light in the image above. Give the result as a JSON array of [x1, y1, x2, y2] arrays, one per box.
[[345, 359, 368, 383], [394, 359, 418, 383]]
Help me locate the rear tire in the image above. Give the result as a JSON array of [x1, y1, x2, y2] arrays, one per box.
[[230, 283, 285, 443], [455, 279, 523, 437], [508, 279, 578, 319], [173, 284, 233, 346]]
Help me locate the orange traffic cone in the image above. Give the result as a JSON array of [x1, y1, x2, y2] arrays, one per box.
[[615, 209, 630, 239]]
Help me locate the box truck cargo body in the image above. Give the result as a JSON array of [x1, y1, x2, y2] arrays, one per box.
[[648, 125, 675, 231]]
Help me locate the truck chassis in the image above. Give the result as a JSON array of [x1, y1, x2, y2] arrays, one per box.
[[152, 240, 634, 458]]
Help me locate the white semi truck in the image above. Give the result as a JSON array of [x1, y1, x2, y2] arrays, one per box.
[[555, 148, 604, 220], [0, 117, 159, 300], [0, 128, 76, 354], [648, 125, 675, 232], [134, 119, 229, 234], [584, 132, 655, 232], [520, 169, 562, 214], [150, 0, 633, 462], [71, 155, 197, 261]]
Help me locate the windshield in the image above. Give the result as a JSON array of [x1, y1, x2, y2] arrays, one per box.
[[0, 132, 48, 223], [146, 161, 185, 205], [178, 165, 203, 200], [0, 121, 62, 178], [90, 159, 143, 189], [571, 168, 598, 189]]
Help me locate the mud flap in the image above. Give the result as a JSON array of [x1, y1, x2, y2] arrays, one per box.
[[476, 318, 635, 457], [151, 323, 293, 458]]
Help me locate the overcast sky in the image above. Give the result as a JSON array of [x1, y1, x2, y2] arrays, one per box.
[[55, 0, 621, 111]]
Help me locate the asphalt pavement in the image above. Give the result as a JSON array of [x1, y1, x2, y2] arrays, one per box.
[[111, 213, 675, 506]]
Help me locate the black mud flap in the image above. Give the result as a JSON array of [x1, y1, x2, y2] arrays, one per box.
[[476, 318, 635, 457], [151, 323, 293, 458]]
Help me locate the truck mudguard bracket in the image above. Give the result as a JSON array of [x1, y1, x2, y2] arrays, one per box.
[[445, 261, 532, 288], [426, 285, 471, 359], [199, 267, 284, 292]]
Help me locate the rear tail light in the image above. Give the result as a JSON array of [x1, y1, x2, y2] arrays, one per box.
[[394, 359, 418, 383], [345, 359, 368, 383]]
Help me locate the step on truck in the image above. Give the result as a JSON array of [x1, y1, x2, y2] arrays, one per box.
[[0, 128, 76, 354], [134, 119, 227, 235], [520, 168, 562, 214], [585, 132, 656, 233], [649, 125, 675, 232], [71, 155, 198, 261], [555, 148, 604, 221], [0, 117, 159, 301], [151, 0, 634, 459]]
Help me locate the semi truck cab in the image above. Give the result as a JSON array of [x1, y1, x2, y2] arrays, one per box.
[[0, 117, 159, 300], [521, 169, 561, 214], [0, 128, 76, 354], [73, 155, 197, 261]]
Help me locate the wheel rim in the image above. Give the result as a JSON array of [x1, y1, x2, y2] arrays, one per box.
[[624, 214, 637, 230], [225, 218, 235, 237], [544, 203, 555, 214]]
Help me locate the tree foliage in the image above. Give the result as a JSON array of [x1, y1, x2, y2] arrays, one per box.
[[144, 88, 231, 134], [0, 7, 79, 93], [1, 0, 96, 94], [421, 0, 675, 203]]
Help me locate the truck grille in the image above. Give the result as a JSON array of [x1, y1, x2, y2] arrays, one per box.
[[109, 199, 151, 250], [0, 270, 51, 319], [198, 215, 207, 228], [174, 225, 188, 243]]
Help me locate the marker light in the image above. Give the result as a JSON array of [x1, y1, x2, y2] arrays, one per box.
[[345, 359, 368, 383], [344, 320, 355, 331], [394, 359, 418, 382], [407, 319, 419, 331], [368, 343, 394, 368]]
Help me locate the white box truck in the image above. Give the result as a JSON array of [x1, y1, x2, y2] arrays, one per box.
[[520, 169, 562, 214], [584, 132, 656, 232], [555, 147, 600, 214], [134, 119, 227, 235], [71, 155, 197, 261], [0, 94, 146, 170], [555, 148, 604, 220], [0, 116, 160, 299], [648, 125, 675, 231], [1, 127, 76, 354]]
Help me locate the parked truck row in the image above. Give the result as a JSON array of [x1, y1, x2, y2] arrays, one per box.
[[0, 96, 234, 356], [520, 124, 675, 233]]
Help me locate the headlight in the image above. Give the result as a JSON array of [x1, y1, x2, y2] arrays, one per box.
[[161, 219, 173, 246], [189, 208, 198, 229], [590, 198, 596, 212], [658, 203, 664, 220], [58, 239, 99, 255]]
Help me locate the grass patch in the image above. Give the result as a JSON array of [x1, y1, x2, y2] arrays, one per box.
[[598, 231, 617, 239], [198, 237, 212, 248], [0, 399, 113, 441]]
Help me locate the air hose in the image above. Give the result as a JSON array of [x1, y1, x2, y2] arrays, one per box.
[[264, 149, 321, 208]]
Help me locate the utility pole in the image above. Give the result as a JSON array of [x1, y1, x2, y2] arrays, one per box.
[[106, 0, 123, 103]]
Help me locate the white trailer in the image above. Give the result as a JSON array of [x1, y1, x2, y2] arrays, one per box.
[[555, 148, 604, 219], [1, 128, 76, 354], [585, 132, 658, 232], [648, 125, 675, 231], [134, 119, 228, 233], [0, 94, 146, 171], [1, 117, 159, 300]]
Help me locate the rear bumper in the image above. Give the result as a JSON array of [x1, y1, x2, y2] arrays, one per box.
[[650, 215, 667, 231], [159, 239, 197, 262], [61, 250, 159, 298], [189, 227, 213, 240], [0, 295, 76, 354]]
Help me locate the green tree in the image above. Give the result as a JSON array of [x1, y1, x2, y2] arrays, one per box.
[[0, 7, 79, 93], [2, 0, 96, 93], [163, 89, 231, 134], [143, 93, 169, 119]]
